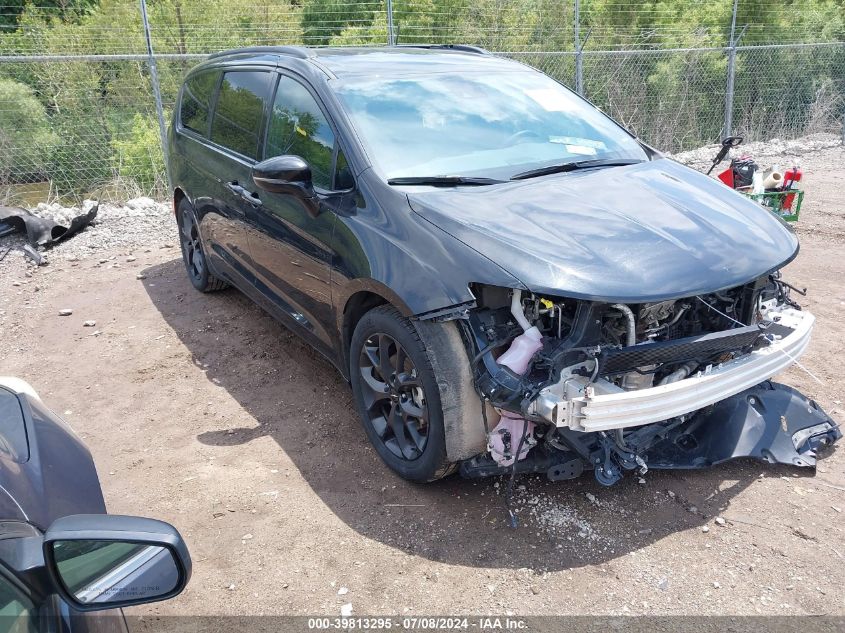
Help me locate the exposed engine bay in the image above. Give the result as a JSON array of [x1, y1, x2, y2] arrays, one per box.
[[457, 274, 841, 485]]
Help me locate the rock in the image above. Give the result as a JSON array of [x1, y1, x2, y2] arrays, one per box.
[[227, 584, 235, 591], [530, 585, 540, 595], [338, 587, 348, 595], [658, 577, 669, 591], [241, 533, 253, 540], [58, 309, 73, 316], [688, 506, 698, 513], [637, 477, 646, 484], [12, 281, 20, 287], [715, 517, 726, 526], [340, 603, 353, 617], [136, 273, 147, 280], [667, 490, 676, 498], [713, 581, 721, 589], [702, 525, 710, 533], [585, 492, 597, 504], [83, 320, 96, 327], [127, 197, 156, 210], [126, 256, 137, 262]]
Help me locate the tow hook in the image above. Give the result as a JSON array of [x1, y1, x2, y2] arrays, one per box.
[[593, 432, 646, 486]]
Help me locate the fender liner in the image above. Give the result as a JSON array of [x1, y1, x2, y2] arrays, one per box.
[[414, 318, 487, 462]]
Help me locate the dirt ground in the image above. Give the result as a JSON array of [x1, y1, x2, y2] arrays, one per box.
[[2, 146, 844, 617]]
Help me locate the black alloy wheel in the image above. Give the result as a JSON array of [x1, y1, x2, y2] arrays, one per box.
[[177, 200, 227, 292], [358, 332, 429, 461], [179, 209, 206, 285], [349, 305, 455, 482]]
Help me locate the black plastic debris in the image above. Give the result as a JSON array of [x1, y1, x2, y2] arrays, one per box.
[[0, 203, 98, 248]]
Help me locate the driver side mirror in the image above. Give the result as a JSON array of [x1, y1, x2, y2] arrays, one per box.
[[252, 155, 315, 198], [44, 514, 191, 612]]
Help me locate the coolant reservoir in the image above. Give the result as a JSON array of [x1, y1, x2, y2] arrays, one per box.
[[496, 326, 542, 375]]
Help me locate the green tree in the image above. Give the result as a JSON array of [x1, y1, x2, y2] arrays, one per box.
[[0, 78, 58, 183], [111, 113, 166, 192]]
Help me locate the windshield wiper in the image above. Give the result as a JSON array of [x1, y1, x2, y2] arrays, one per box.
[[387, 175, 505, 186], [510, 158, 645, 181]]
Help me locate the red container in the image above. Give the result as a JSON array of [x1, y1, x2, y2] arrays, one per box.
[[782, 167, 802, 211], [717, 166, 734, 188]]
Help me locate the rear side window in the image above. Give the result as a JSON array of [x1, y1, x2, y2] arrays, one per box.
[[210, 71, 271, 159], [180, 71, 218, 135], [266, 76, 335, 190]]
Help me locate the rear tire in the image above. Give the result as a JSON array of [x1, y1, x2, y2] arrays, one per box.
[[350, 305, 456, 482], [177, 199, 228, 293]]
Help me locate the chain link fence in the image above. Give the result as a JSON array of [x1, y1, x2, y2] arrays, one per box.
[[1, 0, 843, 205]]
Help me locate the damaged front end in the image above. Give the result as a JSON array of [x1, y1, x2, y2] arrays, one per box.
[[457, 277, 841, 485]]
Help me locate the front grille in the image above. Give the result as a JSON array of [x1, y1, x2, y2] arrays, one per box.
[[599, 323, 793, 376]]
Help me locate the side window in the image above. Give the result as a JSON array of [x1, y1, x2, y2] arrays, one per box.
[[179, 71, 218, 135], [210, 71, 271, 159], [0, 572, 37, 633], [266, 76, 335, 190]]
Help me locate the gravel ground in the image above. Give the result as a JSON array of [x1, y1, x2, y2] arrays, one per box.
[[1, 136, 844, 617]]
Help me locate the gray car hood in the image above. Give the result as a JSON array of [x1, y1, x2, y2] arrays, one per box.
[[407, 158, 799, 302]]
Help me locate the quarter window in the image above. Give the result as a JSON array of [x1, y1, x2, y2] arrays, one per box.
[[210, 71, 271, 159], [335, 148, 354, 190], [179, 71, 218, 135], [266, 76, 335, 190], [0, 389, 27, 463]]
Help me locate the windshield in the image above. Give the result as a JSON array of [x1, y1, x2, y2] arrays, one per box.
[[332, 70, 648, 181]]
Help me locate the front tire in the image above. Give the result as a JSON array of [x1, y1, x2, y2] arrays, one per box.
[[350, 305, 456, 482], [177, 199, 228, 292]]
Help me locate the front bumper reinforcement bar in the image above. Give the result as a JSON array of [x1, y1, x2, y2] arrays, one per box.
[[530, 308, 815, 432]]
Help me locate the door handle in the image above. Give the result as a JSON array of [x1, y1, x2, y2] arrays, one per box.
[[226, 181, 262, 208], [240, 190, 262, 208], [225, 181, 245, 196]]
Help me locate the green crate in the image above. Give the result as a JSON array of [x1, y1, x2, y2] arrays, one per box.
[[741, 189, 804, 222]]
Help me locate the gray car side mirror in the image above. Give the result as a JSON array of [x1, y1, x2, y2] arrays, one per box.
[[43, 514, 191, 612]]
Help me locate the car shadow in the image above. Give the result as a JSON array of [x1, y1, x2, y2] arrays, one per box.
[[141, 258, 831, 571]]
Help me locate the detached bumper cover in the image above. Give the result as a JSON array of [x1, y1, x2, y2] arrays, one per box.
[[461, 381, 840, 479], [642, 382, 841, 469], [533, 308, 814, 432]]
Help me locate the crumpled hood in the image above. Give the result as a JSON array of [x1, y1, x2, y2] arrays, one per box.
[[407, 159, 798, 302]]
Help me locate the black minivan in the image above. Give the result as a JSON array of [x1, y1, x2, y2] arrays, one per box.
[[167, 45, 839, 486]]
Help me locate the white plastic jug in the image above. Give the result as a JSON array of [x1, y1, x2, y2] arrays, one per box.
[[496, 326, 542, 375]]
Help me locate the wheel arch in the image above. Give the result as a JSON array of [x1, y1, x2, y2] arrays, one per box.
[[339, 283, 412, 380], [173, 186, 188, 216]]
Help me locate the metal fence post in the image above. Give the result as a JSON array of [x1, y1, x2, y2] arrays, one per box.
[[722, 0, 739, 140], [140, 0, 171, 188], [386, 0, 396, 46], [574, 0, 583, 95]]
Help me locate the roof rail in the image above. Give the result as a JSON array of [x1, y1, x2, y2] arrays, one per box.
[[207, 46, 314, 60], [396, 44, 491, 55]]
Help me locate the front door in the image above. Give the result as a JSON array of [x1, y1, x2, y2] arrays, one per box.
[[245, 73, 343, 356]]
